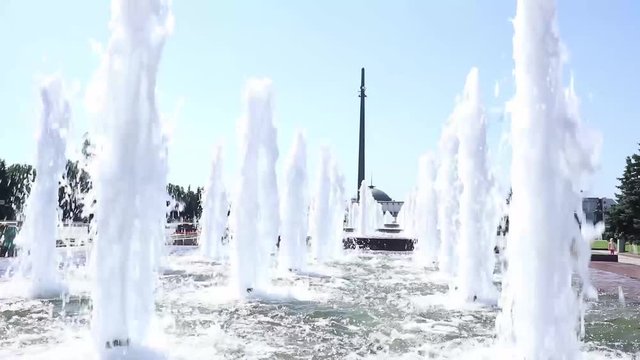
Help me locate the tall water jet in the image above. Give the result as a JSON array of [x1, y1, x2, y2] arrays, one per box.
[[398, 189, 417, 237], [413, 152, 438, 266], [454, 68, 497, 302], [383, 211, 393, 225], [86, 0, 174, 353], [16, 75, 70, 298], [436, 121, 460, 277], [279, 131, 308, 272], [259, 85, 280, 259], [357, 181, 369, 235], [200, 145, 228, 261], [496, 0, 601, 357], [310, 146, 332, 262], [356, 180, 381, 235], [328, 160, 346, 259], [348, 201, 359, 230], [232, 78, 279, 295]]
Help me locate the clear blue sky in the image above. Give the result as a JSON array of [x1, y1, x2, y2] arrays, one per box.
[[1, 1, 639, 201]]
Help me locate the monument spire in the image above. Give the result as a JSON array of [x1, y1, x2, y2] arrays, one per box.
[[357, 67, 366, 201]]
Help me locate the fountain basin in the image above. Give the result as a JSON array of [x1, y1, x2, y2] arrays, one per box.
[[0, 248, 638, 358], [343, 236, 415, 251]]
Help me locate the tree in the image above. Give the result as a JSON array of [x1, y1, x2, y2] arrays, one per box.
[[166, 183, 203, 222], [58, 160, 93, 222], [0, 159, 10, 219], [6, 163, 36, 218], [606, 147, 640, 244]]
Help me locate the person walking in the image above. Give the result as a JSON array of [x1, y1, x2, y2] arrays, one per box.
[[608, 238, 617, 255]]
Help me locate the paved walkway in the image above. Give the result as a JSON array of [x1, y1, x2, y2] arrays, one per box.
[[619, 252, 640, 266], [590, 252, 640, 301], [590, 261, 640, 280]]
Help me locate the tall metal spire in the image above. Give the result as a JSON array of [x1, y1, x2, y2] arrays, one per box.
[[357, 67, 366, 201]]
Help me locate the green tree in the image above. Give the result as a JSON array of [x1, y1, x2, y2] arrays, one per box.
[[6, 163, 36, 218], [0, 159, 11, 219], [166, 183, 203, 222], [58, 160, 93, 222], [606, 148, 640, 244]]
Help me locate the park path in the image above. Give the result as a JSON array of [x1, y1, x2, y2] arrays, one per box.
[[590, 253, 640, 301]]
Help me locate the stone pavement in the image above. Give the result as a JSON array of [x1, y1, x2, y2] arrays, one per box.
[[590, 253, 640, 301], [619, 252, 640, 266]]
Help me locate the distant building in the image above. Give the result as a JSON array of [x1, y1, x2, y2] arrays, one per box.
[[582, 197, 616, 225], [353, 185, 403, 217]]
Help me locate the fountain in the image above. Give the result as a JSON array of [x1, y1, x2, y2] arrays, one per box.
[[14, 75, 70, 299], [310, 146, 332, 263], [231, 78, 279, 296], [496, 0, 602, 358], [2, 0, 640, 358], [85, 0, 174, 355], [454, 68, 497, 303], [199, 145, 228, 261], [279, 131, 308, 272], [413, 152, 439, 266], [435, 118, 460, 277]]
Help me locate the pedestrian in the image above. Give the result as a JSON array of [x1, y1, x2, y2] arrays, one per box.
[[608, 238, 617, 255]]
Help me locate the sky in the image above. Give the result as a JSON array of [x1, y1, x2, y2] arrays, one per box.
[[0, 1, 639, 201]]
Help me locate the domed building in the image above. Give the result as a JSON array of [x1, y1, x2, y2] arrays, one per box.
[[370, 186, 391, 202], [367, 185, 403, 217]]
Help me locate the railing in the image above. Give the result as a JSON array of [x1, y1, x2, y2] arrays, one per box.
[[166, 233, 199, 246]]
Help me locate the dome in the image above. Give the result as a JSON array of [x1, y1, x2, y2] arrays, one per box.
[[369, 186, 392, 202]]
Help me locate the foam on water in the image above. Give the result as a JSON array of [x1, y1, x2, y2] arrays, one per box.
[[2, 248, 637, 359], [199, 144, 228, 261], [454, 68, 497, 303], [84, 0, 174, 354], [279, 131, 309, 272], [12, 75, 70, 299], [231, 78, 279, 296], [496, 0, 602, 358]]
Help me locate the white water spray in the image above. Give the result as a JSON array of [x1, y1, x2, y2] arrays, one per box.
[[496, 0, 601, 357], [328, 159, 346, 259], [413, 152, 439, 266], [398, 189, 417, 236], [16, 75, 70, 299], [454, 68, 497, 302], [86, 0, 173, 353], [279, 131, 308, 272], [356, 181, 381, 235], [200, 145, 228, 261], [383, 211, 393, 225], [232, 78, 279, 295], [311, 146, 332, 263], [436, 120, 460, 277]]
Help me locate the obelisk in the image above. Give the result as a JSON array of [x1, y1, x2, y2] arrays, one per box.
[[357, 67, 366, 201]]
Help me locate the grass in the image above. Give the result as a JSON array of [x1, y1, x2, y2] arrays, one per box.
[[592, 239, 640, 254]]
